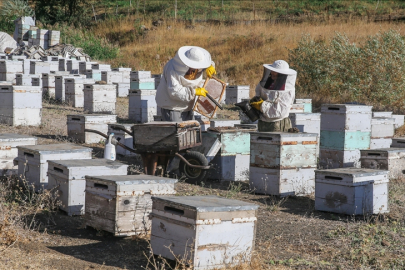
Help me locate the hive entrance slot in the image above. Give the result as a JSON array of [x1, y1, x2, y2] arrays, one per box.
[[54, 167, 63, 173], [164, 206, 184, 216], [258, 137, 272, 141], [23, 152, 34, 157], [325, 176, 343, 180], [94, 183, 108, 189], [72, 118, 80, 121], [328, 107, 340, 110], [368, 153, 381, 156]]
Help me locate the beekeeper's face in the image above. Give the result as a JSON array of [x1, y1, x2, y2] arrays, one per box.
[[184, 68, 203, 80], [271, 71, 278, 80]]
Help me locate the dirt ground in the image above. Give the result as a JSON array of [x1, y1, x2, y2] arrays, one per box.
[[1, 98, 405, 269]]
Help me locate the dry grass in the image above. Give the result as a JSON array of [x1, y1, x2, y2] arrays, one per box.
[[92, 18, 405, 101]]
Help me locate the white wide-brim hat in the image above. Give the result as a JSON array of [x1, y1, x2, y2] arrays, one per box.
[[263, 60, 296, 75], [178, 46, 212, 69]]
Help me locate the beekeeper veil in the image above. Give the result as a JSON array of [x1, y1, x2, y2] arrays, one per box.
[[172, 46, 212, 80], [259, 60, 296, 91]]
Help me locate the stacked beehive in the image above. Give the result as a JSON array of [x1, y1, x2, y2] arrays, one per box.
[[319, 104, 372, 168], [54, 74, 85, 102], [371, 112, 395, 149], [83, 83, 116, 114], [0, 60, 23, 83], [295, 98, 312, 113], [42, 71, 70, 98], [225, 85, 250, 104], [128, 71, 157, 123], [112, 67, 131, 97], [0, 85, 42, 126], [65, 77, 95, 107], [67, 114, 117, 144], [13, 17, 35, 44], [249, 132, 318, 196]]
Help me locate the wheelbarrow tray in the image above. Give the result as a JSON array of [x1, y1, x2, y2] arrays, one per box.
[[132, 121, 202, 152]]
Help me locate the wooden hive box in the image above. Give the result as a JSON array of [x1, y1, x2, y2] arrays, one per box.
[[295, 98, 312, 113], [319, 149, 361, 169], [85, 175, 177, 236], [0, 133, 37, 176], [47, 159, 128, 216], [315, 168, 389, 215], [150, 195, 259, 269], [67, 114, 116, 144], [360, 148, 405, 179], [17, 143, 92, 191]]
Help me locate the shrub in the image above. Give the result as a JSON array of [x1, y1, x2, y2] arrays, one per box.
[[288, 30, 405, 111]]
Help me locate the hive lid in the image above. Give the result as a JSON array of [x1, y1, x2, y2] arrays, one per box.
[[85, 174, 177, 185], [315, 168, 389, 185], [48, 159, 127, 168], [17, 143, 92, 154], [361, 148, 405, 154], [152, 195, 259, 212]]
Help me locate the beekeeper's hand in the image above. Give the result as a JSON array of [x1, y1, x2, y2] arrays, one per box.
[[195, 87, 208, 97], [206, 65, 216, 78], [250, 99, 264, 111]]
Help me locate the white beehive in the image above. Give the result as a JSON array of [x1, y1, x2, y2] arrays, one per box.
[[112, 68, 131, 82], [44, 61, 59, 72], [225, 85, 250, 104], [17, 144, 92, 191], [0, 60, 23, 83], [15, 74, 39, 86], [202, 128, 251, 181], [392, 115, 404, 129], [91, 63, 111, 71], [66, 59, 79, 72], [65, 77, 95, 107], [373, 111, 392, 118], [108, 124, 137, 156], [0, 134, 37, 176], [150, 196, 259, 269], [315, 168, 389, 215], [130, 78, 155, 90], [295, 99, 312, 113], [21, 59, 39, 74], [85, 69, 102, 81], [83, 84, 116, 114], [128, 89, 157, 123], [30, 61, 50, 74], [319, 149, 360, 169], [370, 138, 392, 150], [54, 74, 85, 101], [249, 132, 318, 196], [130, 70, 151, 79], [85, 175, 177, 236], [0, 85, 42, 126], [42, 71, 70, 98], [79, 61, 97, 74], [210, 119, 241, 128], [47, 159, 128, 216], [321, 104, 372, 132], [101, 71, 123, 84], [113, 82, 130, 97], [361, 148, 405, 179], [289, 113, 321, 134], [371, 117, 395, 138], [67, 114, 117, 143], [250, 167, 316, 196], [152, 74, 161, 89]]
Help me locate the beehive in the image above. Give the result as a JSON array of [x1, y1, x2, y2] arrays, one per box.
[[128, 89, 157, 123], [113, 82, 130, 97], [203, 128, 251, 181], [83, 84, 116, 114], [371, 117, 395, 139], [17, 144, 92, 191], [209, 119, 241, 128], [47, 159, 128, 216], [91, 63, 111, 71], [225, 85, 250, 104], [85, 69, 102, 81], [373, 111, 392, 118], [152, 74, 161, 89], [65, 77, 95, 107], [112, 68, 131, 81], [108, 123, 137, 156], [289, 113, 321, 134], [290, 103, 305, 113], [150, 196, 259, 269], [0, 134, 37, 176], [392, 115, 405, 129], [360, 148, 405, 179], [54, 74, 85, 102], [66, 60, 79, 72], [0, 85, 42, 126], [315, 168, 389, 215], [67, 114, 117, 143], [0, 60, 23, 83], [130, 70, 151, 79], [78, 61, 97, 74], [15, 74, 40, 86], [391, 138, 405, 148], [30, 61, 50, 74], [101, 71, 123, 84], [319, 149, 361, 169], [130, 78, 155, 90], [85, 175, 177, 236], [249, 132, 318, 196], [42, 71, 70, 98], [295, 99, 312, 113]]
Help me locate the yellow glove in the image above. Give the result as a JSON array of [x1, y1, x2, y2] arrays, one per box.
[[205, 65, 216, 78], [250, 99, 263, 111], [195, 87, 208, 97]]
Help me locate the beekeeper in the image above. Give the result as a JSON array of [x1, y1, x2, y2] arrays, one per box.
[[250, 60, 297, 132], [156, 46, 216, 121]]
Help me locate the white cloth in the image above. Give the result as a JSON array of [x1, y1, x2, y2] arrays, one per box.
[[0, 32, 17, 53], [255, 73, 296, 122], [156, 51, 205, 112]]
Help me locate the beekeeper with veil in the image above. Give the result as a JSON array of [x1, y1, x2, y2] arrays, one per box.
[[250, 60, 297, 132], [156, 46, 216, 122]]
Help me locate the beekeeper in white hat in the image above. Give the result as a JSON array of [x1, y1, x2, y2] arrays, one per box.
[[156, 46, 216, 121], [250, 60, 297, 132]]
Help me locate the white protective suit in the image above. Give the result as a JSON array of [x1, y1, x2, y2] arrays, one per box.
[[156, 51, 205, 112], [255, 65, 297, 122]]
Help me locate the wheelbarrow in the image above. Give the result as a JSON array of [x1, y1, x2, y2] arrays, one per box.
[[85, 120, 212, 183]]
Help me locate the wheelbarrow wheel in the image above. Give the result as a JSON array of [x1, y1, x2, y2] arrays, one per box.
[[179, 151, 208, 184]]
